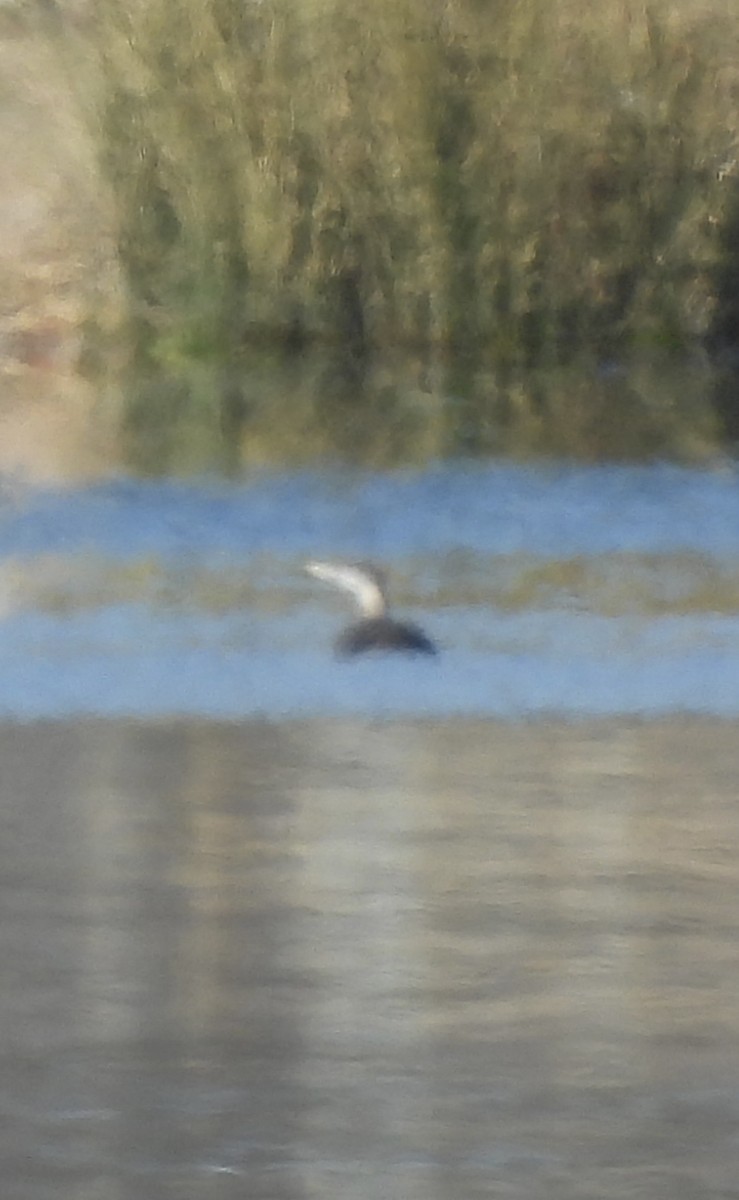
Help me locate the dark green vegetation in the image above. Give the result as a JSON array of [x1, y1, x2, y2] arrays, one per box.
[[65, 0, 739, 467]]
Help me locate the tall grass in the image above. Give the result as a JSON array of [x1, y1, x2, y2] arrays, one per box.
[[63, 0, 739, 461]]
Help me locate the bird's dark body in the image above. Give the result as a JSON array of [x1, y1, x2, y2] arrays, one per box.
[[336, 617, 437, 657]]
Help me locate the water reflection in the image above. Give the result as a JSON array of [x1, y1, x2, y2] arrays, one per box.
[[3, 718, 739, 1198], [1, 460, 739, 718], [118, 353, 723, 475]]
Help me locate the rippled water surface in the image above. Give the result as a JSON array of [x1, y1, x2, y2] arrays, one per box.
[[2, 461, 739, 717], [4, 461, 739, 1198], [4, 718, 739, 1200]]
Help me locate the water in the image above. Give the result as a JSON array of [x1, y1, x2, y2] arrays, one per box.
[[4, 718, 739, 1200], [1, 461, 739, 717], [4, 459, 739, 1198]]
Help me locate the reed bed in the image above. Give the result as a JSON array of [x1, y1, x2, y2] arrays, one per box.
[[59, 0, 739, 463]]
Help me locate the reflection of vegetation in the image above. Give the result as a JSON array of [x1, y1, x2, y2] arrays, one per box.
[[122, 367, 249, 476], [63, 0, 739, 465], [11, 549, 739, 619], [435, 551, 739, 618], [119, 353, 719, 474]]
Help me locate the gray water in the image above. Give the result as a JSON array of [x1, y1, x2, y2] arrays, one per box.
[[4, 718, 739, 1199], [3, 461, 739, 1198]]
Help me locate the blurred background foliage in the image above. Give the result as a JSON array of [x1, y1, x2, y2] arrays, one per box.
[[6, 0, 739, 469]]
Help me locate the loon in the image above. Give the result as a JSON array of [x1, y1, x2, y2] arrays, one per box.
[[305, 560, 438, 657]]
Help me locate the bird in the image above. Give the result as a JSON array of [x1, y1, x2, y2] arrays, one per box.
[[305, 559, 438, 657]]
